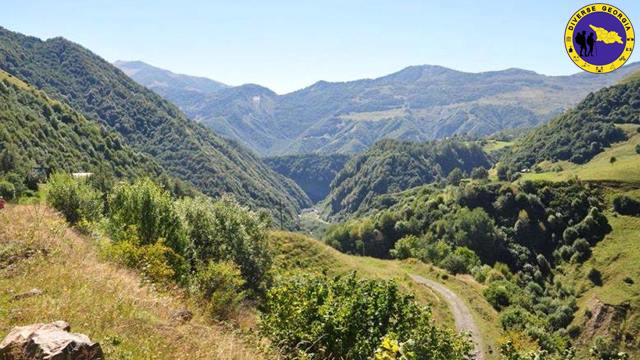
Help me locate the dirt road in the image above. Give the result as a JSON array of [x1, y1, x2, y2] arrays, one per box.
[[410, 274, 484, 360]]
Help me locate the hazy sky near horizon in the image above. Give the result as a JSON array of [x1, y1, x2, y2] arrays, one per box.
[[2, 0, 640, 93]]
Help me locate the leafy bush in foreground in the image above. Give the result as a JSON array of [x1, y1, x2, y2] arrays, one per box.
[[47, 173, 103, 224], [108, 178, 186, 254], [177, 196, 272, 295], [261, 273, 472, 359], [189, 261, 245, 320]]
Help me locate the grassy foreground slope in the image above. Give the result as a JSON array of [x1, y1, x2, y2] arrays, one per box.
[[0, 205, 264, 359], [268, 230, 501, 359]]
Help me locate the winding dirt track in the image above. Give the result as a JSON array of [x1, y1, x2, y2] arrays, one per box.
[[410, 274, 484, 360]]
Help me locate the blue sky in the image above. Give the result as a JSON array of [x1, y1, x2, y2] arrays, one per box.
[[2, 0, 639, 93]]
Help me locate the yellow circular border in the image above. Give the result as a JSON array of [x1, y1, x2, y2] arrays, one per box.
[[564, 3, 634, 74]]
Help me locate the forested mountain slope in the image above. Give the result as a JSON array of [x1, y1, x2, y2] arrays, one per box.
[[0, 70, 163, 194], [324, 138, 491, 219], [264, 153, 350, 203], [117, 60, 640, 156], [0, 27, 311, 222]]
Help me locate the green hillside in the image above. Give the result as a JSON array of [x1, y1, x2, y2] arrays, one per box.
[[0, 70, 164, 196], [0, 27, 310, 224], [512, 122, 640, 358], [324, 138, 491, 219], [264, 153, 350, 203], [501, 78, 640, 178]]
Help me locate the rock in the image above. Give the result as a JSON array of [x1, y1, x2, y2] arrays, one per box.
[[11, 289, 43, 301], [171, 309, 193, 323], [579, 297, 629, 346], [0, 321, 103, 359]]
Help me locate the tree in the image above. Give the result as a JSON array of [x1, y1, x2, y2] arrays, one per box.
[[452, 207, 500, 264], [470, 167, 489, 180], [47, 173, 103, 224], [0, 180, 16, 201], [108, 178, 186, 254], [189, 261, 245, 319], [447, 168, 464, 186], [177, 196, 272, 295], [441, 247, 480, 274], [612, 195, 640, 215], [610, 156, 617, 165], [636, 143, 640, 154]]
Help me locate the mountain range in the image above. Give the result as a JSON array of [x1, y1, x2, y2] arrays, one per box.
[[115, 60, 640, 156]]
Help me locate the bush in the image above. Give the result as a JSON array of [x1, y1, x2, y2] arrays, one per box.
[[573, 238, 592, 262], [471, 167, 489, 180], [441, 247, 480, 275], [588, 267, 603, 286], [177, 196, 272, 295], [636, 143, 640, 154], [612, 195, 640, 216], [261, 273, 472, 359], [447, 168, 464, 186], [484, 280, 518, 310], [548, 305, 574, 330], [101, 229, 187, 283], [590, 337, 628, 360], [390, 235, 421, 260], [189, 261, 245, 320], [0, 180, 16, 200], [47, 173, 103, 224], [500, 305, 539, 331], [108, 178, 185, 254]]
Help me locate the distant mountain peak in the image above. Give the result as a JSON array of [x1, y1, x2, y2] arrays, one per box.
[[114, 60, 229, 94]]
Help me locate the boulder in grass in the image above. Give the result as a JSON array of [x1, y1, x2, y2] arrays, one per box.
[[0, 321, 103, 359]]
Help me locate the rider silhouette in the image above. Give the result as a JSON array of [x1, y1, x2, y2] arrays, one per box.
[[587, 32, 595, 56], [575, 30, 587, 56]]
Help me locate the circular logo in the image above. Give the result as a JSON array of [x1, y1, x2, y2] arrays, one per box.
[[565, 3, 634, 73]]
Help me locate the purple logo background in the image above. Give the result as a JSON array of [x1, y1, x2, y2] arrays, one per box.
[[572, 12, 626, 65]]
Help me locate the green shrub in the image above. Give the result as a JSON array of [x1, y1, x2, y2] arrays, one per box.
[[573, 238, 592, 262], [470, 167, 489, 180], [390, 235, 421, 260], [47, 172, 103, 224], [0, 180, 16, 200], [500, 306, 540, 331], [108, 178, 185, 254], [484, 280, 518, 310], [612, 195, 640, 216], [588, 267, 603, 286], [261, 273, 472, 359], [441, 247, 480, 275], [447, 168, 464, 186], [189, 261, 245, 320], [101, 228, 187, 283], [590, 337, 628, 360], [567, 324, 581, 338], [177, 196, 272, 295], [548, 305, 574, 330]]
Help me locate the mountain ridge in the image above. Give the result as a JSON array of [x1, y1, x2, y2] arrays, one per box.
[[116, 60, 640, 156]]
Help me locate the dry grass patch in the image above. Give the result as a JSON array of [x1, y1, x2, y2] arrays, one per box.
[[0, 205, 266, 360]]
